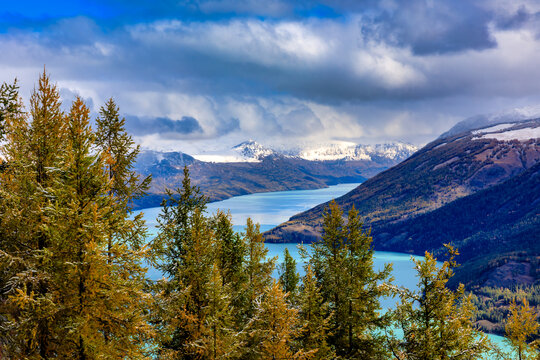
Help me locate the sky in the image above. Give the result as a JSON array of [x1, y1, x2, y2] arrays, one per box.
[[2, 0, 540, 152]]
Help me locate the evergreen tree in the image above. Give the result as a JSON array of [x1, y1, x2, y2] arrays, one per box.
[[0, 77, 32, 358], [505, 298, 539, 360], [95, 97, 150, 205], [278, 247, 300, 303], [0, 74, 152, 359], [152, 168, 245, 359], [213, 210, 246, 288], [388, 246, 490, 360], [95, 98, 150, 261], [152, 166, 207, 278], [154, 206, 214, 359], [202, 263, 240, 359], [244, 218, 275, 318], [0, 70, 67, 358], [248, 280, 310, 360], [211, 210, 248, 325], [298, 264, 334, 359], [0, 79, 20, 141], [50, 97, 152, 358], [308, 201, 392, 358]]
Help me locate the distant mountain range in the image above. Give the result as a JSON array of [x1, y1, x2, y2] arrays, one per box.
[[133, 141, 418, 209], [191, 140, 417, 163], [265, 119, 540, 289]]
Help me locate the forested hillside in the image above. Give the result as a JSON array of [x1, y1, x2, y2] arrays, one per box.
[[265, 121, 540, 245]]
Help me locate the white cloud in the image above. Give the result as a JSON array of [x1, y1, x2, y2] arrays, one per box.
[[3, 4, 540, 150]]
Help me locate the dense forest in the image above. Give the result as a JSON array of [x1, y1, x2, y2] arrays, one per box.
[[0, 73, 538, 359]]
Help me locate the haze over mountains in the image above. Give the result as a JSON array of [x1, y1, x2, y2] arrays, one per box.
[[133, 140, 417, 209], [265, 118, 540, 288]]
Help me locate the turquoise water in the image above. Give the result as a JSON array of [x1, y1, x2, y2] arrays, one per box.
[[137, 183, 361, 236], [134, 183, 510, 352]]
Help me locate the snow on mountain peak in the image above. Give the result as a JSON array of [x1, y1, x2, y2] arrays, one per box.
[[286, 141, 417, 162], [472, 123, 540, 142], [192, 140, 418, 163], [441, 105, 540, 139], [231, 140, 276, 161]]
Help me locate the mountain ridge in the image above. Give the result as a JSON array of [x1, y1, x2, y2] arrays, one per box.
[[264, 119, 540, 268], [190, 140, 418, 163], [133, 140, 418, 209]]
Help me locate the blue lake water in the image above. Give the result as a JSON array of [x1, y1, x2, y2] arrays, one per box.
[[134, 183, 509, 352]]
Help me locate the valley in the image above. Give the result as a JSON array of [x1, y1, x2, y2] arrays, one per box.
[[133, 140, 416, 209]]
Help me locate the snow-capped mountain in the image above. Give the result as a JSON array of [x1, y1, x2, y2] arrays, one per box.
[[194, 140, 418, 163], [440, 105, 540, 139], [289, 142, 418, 162], [231, 140, 278, 160], [133, 139, 419, 208], [470, 121, 540, 142]]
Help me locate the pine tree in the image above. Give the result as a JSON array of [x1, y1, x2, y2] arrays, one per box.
[[308, 201, 391, 358], [388, 246, 490, 360], [244, 218, 275, 317], [213, 210, 246, 287], [152, 168, 245, 359], [0, 77, 33, 358], [0, 73, 152, 359], [342, 206, 392, 358], [0, 70, 67, 358], [278, 247, 300, 303], [211, 210, 248, 325], [152, 166, 207, 278], [505, 298, 539, 360], [248, 280, 310, 360], [51, 97, 152, 358], [201, 263, 241, 359], [95, 98, 151, 262], [0, 79, 20, 141], [298, 264, 334, 359], [95, 97, 150, 205]]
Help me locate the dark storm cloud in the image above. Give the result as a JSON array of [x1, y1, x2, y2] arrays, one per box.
[[3, 0, 540, 147], [126, 115, 203, 136], [3, 0, 540, 104], [495, 6, 533, 30], [216, 116, 241, 135]]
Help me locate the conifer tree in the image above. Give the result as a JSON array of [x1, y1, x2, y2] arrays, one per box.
[[212, 210, 248, 323], [0, 77, 32, 358], [213, 210, 246, 288], [0, 79, 20, 141], [152, 168, 245, 359], [0, 74, 152, 359], [0, 70, 67, 358], [278, 247, 300, 303], [95, 98, 150, 261], [248, 280, 310, 360], [505, 298, 539, 360], [298, 264, 334, 359], [51, 97, 152, 358], [152, 166, 207, 278], [388, 246, 490, 360], [244, 218, 275, 317], [308, 201, 391, 358], [95, 97, 150, 204], [202, 263, 240, 359]]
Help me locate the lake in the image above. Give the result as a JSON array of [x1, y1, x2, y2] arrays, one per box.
[[136, 182, 429, 302], [134, 183, 509, 353]]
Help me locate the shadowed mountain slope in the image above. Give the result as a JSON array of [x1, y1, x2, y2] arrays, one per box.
[[265, 120, 540, 246]]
